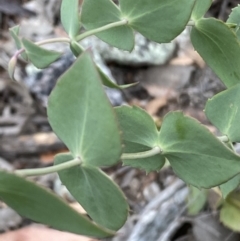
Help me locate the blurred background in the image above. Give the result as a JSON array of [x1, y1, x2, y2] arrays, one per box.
[[0, 0, 239, 240]]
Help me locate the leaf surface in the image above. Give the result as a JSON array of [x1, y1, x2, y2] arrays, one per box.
[[115, 106, 165, 172], [227, 4, 240, 39], [191, 18, 240, 88], [0, 171, 113, 237], [158, 112, 240, 188], [115, 106, 158, 147], [81, 0, 134, 51], [55, 153, 128, 231], [191, 0, 212, 20], [188, 186, 208, 215], [205, 84, 240, 142], [220, 174, 240, 199], [61, 0, 81, 38], [220, 192, 240, 232], [48, 51, 122, 167], [22, 38, 62, 69], [119, 0, 195, 43]]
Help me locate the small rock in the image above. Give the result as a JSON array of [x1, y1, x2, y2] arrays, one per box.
[[0, 207, 22, 231], [82, 33, 176, 66], [121, 169, 136, 189], [193, 214, 240, 241], [0, 157, 13, 171], [143, 182, 161, 202], [234, 143, 240, 154], [53, 177, 75, 202]]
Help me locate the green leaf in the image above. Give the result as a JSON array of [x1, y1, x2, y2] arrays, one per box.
[[205, 84, 240, 142], [191, 0, 212, 21], [220, 192, 240, 232], [220, 174, 240, 199], [47, 51, 122, 167], [119, 0, 195, 43], [81, 0, 134, 51], [55, 153, 128, 231], [22, 38, 62, 69], [115, 106, 165, 172], [191, 18, 240, 88], [98, 69, 137, 89], [158, 112, 240, 188], [115, 106, 159, 147], [0, 170, 113, 237], [9, 25, 28, 61], [227, 4, 240, 40], [61, 0, 81, 38], [188, 186, 208, 215]]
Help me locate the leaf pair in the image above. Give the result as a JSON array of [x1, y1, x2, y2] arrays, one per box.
[[81, 0, 195, 50], [116, 106, 240, 188], [47, 51, 128, 231], [2, 51, 129, 236]]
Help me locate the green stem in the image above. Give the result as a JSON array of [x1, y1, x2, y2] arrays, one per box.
[[15, 157, 81, 177], [187, 20, 195, 27], [15, 147, 161, 177], [36, 37, 71, 46], [218, 135, 229, 142], [75, 19, 128, 42], [121, 146, 161, 159]]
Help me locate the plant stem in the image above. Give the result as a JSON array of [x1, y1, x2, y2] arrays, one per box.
[[36, 37, 71, 45], [15, 147, 161, 177], [15, 157, 81, 177], [121, 146, 161, 159], [75, 19, 128, 42], [187, 20, 195, 27], [218, 135, 229, 142]]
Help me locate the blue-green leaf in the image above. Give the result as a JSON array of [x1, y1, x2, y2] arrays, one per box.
[[220, 174, 240, 199], [191, 18, 240, 88], [119, 0, 195, 43], [81, 0, 134, 51], [159, 112, 240, 188], [0, 170, 113, 237], [188, 186, 208, 215], [122, 142, 165, 173], [22, 38, 62, 69], [227, 4, 240, 40], [55, 153, 128, 231], [115, 106, 165, 172], [220, 192, 240, 232], [205, 84, 240, 142], [61, 0, 81, 38], [48, 51, 122, 167], [191, 0, 212, 21]]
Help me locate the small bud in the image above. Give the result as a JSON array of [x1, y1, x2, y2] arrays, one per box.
[[8, 56, 17, 81]]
